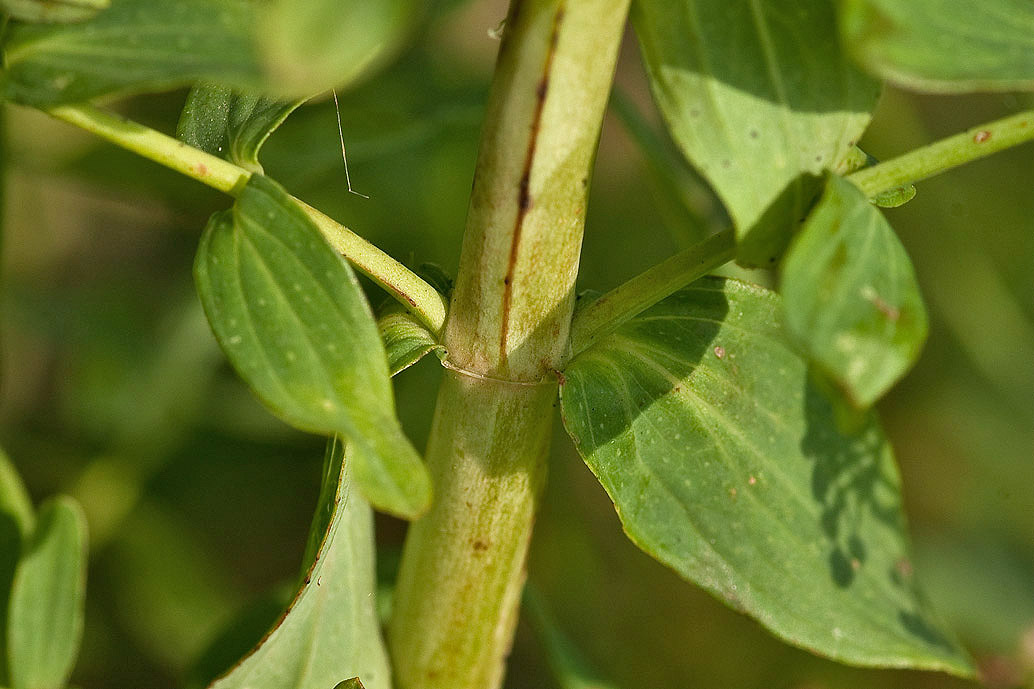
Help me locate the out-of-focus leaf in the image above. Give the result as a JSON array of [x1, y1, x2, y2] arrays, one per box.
[[194, 174, 431, 519], [184, 593, 288, 689], [7, 497, 88, 689], [782, 176, 928, 407], [377, 303, 444, 377], [178, 84, 306, 174], [559, 277, 971, 675], [524, 587, 620, 689], [1, 0, 262, 106], [633, 0, 880, 266], [913, 532, 1034, 654], [258, 0, 420, 98], [0, 451, 34, 685], [1, 0, 108, 24], [838, 0, 1034, 93], [0, 451, 33, 541], [610, 89, 720, 247], [104, 503, 243, 670], [208, 438, 391, 689]]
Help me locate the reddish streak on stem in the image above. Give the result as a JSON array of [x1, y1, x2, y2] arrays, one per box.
[[498, 5, 565, 365]]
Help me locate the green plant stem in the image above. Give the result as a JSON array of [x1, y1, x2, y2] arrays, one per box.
[[387, 1, 630, 688], [569, 228, 735, 357], [45, 104, 448, 334], [847, 109, 1034, 198]]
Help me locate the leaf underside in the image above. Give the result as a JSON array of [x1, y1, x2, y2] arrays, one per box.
[[633, 0, 881, 266], [177, 84, 306, 175], [193, 174, 431, 519], [377, 303, 444, 377], [559, 277, 971, 675], [208, 438, 390, 689]]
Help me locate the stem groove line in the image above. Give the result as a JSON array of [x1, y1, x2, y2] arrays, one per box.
[[499, 3, 566, 363]]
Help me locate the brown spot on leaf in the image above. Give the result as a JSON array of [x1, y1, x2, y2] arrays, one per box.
[[973, 130, 992, 143]]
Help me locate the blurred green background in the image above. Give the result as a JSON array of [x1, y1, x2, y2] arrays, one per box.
[[1, 1, 1032, 688]]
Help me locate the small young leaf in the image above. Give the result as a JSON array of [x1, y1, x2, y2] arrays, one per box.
[[178, 84, 306, 174], [633, 0, 880, 266], [332, 680, 365, 689], [258, 0, 419, 97], [781, 176, 928, 408], [559, 277, 971, 675], [1, 0, 108, 24], [208, 438, 391, 689], [7, 496, 88, 689], [177, 84, 235, 157], [2, 0, 263, 106], [833, 148, 917, 208], [839, 0, 1034, 93], [225, 95, 306, 174], [377, 303, 444, 377], [871, 184, 917, 209], [194, 174, 431, 519]]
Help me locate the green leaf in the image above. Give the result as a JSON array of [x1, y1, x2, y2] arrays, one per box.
[[781, 176, 928, 408], [377, 303, 444, 377], [208, 438, 390, 689], [0, 451, 35, 686], [633, 0, 881, 266], [2, 0, 262, 106], [178, 84, 306, 175], [7, 496, 88, 689], [257, 0, 419, 97], [838, 0, 1034, 93], [559, 277, 971, 675], [194, 174, 431, 519], [1, 0, 108, 24]]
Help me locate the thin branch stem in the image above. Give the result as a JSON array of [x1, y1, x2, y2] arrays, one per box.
[[848, 109, 1034, 198], [569, 228, 735, 357], [45, 103, 448, 334]]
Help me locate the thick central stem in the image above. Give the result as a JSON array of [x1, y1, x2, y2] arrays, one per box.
[[387, 1, 629, 688]]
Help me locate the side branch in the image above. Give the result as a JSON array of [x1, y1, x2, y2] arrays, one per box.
[[569, 228, 735, 357], [45, 104, 448, 333], [848, 109, 1034, 198]]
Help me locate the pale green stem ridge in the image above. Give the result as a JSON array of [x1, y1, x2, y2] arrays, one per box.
[[848, 109, 1034, 198], [45, 104, 448, 334], [569, 228, 735, 357]]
